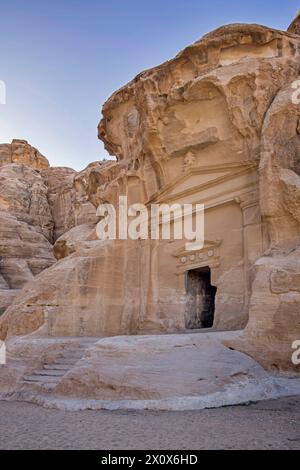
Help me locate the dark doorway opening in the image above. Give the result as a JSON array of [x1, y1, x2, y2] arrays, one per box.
[[185, 266, 217, 329]]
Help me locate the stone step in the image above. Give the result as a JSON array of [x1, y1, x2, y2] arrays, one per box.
[[23, 375, 61, 383], [61, 351, 85, 358], [43, 364, 71, 371], [33, 369, 66, 376], [44, 358, 76, 365], [77, 339, 98, 344], [44, 356, 82, 365], [21, 378, 60, 391], [21, 339, 99, 388]]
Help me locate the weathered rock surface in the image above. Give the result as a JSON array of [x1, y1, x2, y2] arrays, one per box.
[[288, 12, 300, 36], [229, 76, 300, 370], [0, 140, 49, 170], [229, 250, 300, 371], [53, 223, 97, 260], [0, 20, 300, 383], [54, 332, 267, 401], [0, 164, 53, 240], [1, 332, 299, 411], [0, 142, 99, 321], [41, 166, 98, 241], [0, 155, 55, 317]]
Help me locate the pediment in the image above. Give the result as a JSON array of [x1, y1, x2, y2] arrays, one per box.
[[167, 171, 231, 196], [148, 163, 255, 204]]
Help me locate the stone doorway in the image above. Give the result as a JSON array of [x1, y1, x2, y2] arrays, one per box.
[[185, 267, 217, 329]]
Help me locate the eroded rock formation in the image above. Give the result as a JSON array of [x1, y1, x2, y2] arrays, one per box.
[[0, 139, 49, 170], [0, 141, 98, 325], [288, 12, 300, 36], [229, 80, 300, 370], [0, 21, 300, 377], [0, 142, 54, 315]]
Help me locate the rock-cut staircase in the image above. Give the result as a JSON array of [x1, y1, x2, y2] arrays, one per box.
[[22, 338, 97, 391]]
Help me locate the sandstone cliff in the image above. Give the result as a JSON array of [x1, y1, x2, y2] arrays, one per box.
[[0, 22, 300, 374], [0, 141, 54, 315], [0, 139, 49, 170], [0, 140, 98, 323]]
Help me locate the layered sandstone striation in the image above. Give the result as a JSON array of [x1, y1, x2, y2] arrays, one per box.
[[0, 21, 300, 376], [41, 165, 98, 241], [0, 139, 49, 170], [288, 12, 300, 36], [0, 141, 99, 327], [0, 142, 54, 316], [229, 79, 300, 369]]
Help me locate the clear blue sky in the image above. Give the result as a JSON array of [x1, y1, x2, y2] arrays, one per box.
[[0, 1, 298, 170]]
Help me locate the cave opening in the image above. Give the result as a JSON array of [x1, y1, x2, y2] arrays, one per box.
[[185, 266, 217, 329]]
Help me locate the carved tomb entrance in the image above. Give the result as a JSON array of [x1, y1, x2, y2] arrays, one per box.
[[185, 266, 217, 329]]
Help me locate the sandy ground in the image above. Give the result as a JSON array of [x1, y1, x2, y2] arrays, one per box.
[[0, 397, 299, 450]]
